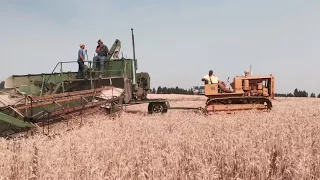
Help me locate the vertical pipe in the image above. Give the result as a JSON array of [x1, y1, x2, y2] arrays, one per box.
[[47, 113, 49, 135], [30, 97, 33, 120], [42, 111, 44, 134], [28, 75, 31, 94], [124, 60, 126, 78], [131, 28, 136, 63], [24, 95, 28, 123], [81, 96, 83, 124], [89, 61, 93, 89], [40, 74, 45, 96], [60, 63, 64, 93], [131, 28, 136, 86], [249, 64, 252, 75]]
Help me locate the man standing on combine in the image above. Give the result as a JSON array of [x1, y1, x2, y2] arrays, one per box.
[[93, 39, 112, 78], [77, 44, 87, 79]]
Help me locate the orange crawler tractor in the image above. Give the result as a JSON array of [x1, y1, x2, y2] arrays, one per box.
[[203, 70, 275, 113]]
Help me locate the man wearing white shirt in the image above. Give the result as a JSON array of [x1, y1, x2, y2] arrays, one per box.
[[202, 70, 232, 93], [202, 70, 219, 84]]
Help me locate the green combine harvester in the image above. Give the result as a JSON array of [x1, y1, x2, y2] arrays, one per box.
[[0, 28, 170, 137]]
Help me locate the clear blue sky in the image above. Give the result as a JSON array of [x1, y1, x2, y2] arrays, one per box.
[[1, 0, 319, 94]]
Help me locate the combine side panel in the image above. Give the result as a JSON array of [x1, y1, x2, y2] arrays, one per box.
[[4, 72, 77, 96], [0, 112, 34, 137], [0, 112, 34, 128]]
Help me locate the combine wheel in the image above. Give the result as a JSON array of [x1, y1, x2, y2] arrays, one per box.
[[148, 102, 168, 114]]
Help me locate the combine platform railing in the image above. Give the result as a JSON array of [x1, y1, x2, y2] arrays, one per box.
[[42, 60, 125, 95]]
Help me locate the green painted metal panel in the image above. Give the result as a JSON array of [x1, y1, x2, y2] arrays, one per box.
[[103, 59, 136, 79], [3, 59, 136, 96], [5, 72, 78, 96], [0, 112, 34, 128]]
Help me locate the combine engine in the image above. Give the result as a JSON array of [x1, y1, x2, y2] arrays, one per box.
[[204, 70, 275, 113]]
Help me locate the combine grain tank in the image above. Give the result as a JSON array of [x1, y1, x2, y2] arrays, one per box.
[[204, 70, 274, 113]]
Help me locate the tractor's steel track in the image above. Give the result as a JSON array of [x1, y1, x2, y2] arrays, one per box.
[[205, 96, 272, 112]]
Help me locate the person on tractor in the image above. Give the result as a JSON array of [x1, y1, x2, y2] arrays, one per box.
[[201, 70, 231, 93], [202, 70, 219, 84]]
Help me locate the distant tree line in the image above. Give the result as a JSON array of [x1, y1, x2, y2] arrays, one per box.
[[151, 86, 320, 98], [275, 88, 320, 98], [150, 86, 193, 95]]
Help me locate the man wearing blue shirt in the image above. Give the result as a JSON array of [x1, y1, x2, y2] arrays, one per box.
[[77, 44, 87, 79]]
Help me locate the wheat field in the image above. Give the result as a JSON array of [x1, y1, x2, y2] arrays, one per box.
[[0, 94, 320, 180]]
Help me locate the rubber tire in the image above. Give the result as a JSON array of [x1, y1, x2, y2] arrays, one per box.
[[148, 102, 168, 114]]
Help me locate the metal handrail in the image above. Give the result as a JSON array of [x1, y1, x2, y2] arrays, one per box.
[[42, 61, 90, 94], [42, 60, 124, 94], [44, 61, 91, 86]]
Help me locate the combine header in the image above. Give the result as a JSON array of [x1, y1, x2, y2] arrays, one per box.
[[0, 28, 170, 137]]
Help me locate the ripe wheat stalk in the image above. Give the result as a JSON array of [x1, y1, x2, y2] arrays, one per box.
[[0, 95, 319, 180]]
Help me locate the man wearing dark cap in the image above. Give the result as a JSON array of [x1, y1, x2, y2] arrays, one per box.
[[93, 39, 112, 78], [202, 70, 219, 84], [202, 70, 231, 93]]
